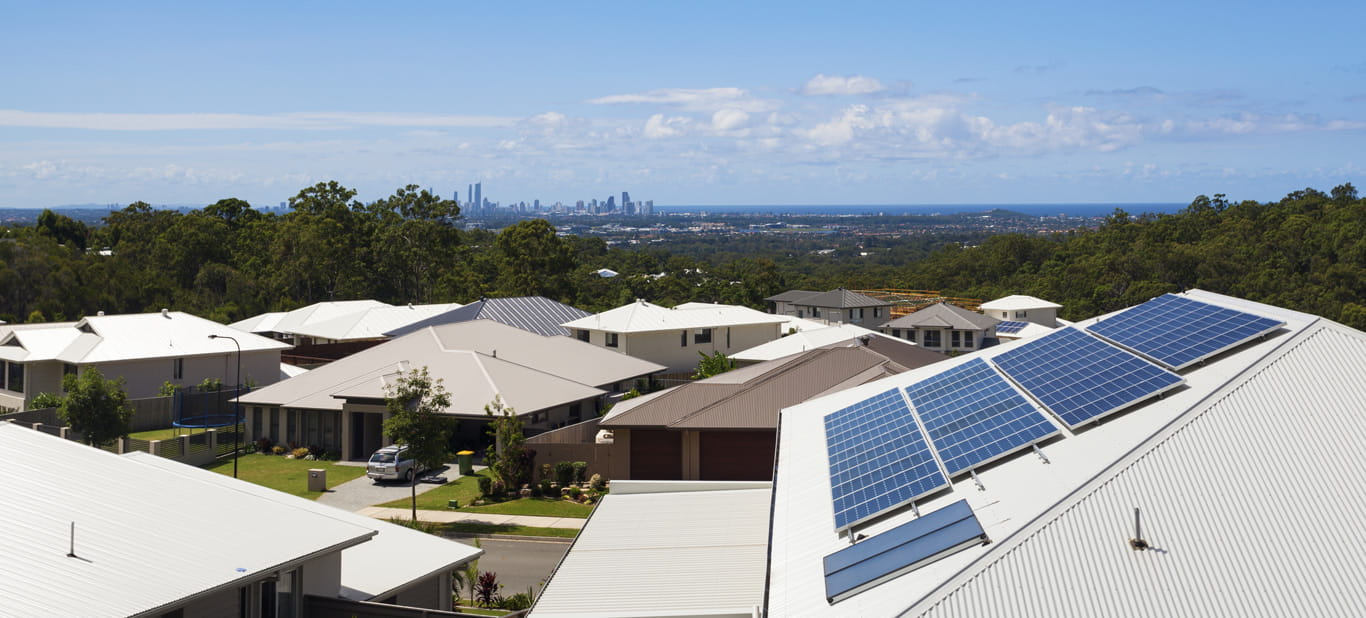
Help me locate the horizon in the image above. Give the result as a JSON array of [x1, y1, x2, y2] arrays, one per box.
[[3, 2, 1362, 208]]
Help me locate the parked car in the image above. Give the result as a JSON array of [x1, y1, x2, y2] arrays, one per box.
[[366, 445, 424, 482]]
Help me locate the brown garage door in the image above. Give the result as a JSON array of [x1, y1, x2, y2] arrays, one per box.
[[629, 430, 683, 479], [699, 431, 776, 481]]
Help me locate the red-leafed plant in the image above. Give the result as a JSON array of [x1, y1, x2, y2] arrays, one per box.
[[475, 571, 502, 608]]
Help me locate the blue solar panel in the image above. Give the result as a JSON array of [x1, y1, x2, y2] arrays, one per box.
[[904, 358, 1058, 475], [995, 320, 1030, 335], [991, 327, 1184, 428], [1086, 293, 1285, 370], [825, 389, 948, 531], [823, 499, 988, 603]]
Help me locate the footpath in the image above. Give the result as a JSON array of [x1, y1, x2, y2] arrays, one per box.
[[356, 506, 586, 530]]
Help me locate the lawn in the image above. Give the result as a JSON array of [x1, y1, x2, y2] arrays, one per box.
[[440, 522, 579, 539], [130, 424, 243, 442], [376, 469, 594, 518], [205, 453, 367, 499]]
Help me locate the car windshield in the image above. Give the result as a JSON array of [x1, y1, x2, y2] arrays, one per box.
[[370, 452, 396, 464]]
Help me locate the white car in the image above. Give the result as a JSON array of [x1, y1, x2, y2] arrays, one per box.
[[366, 445, 424, 482]]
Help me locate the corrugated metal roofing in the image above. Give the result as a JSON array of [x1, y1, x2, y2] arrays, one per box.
[[266, 299, 391, 335], [385, 296, 592, 338], [288, 303, 461, 341], [0, 425, 374, 618], [732, 324, 880, 362], [796, 288, 891, 309], [766, 290, 822, 303], [0, 312, 290, 363], [562, 300, 788, 334], [766, 290, 1344, 617], [881, 302, 999, 331], [979, 295, 1062, 311], [532, 482, 771, 618]]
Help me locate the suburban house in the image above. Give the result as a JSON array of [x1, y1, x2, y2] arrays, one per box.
[[532, 480, 771, 618], [979, 294, 1062, 327], [765, 288, 893, 326], [545, 291, 1366, 616], [597, 344, 943, 481], [731, 324, 947, 366], [0, 311, 289, 412], [237, 319, 665, 460], [231, 299, 462, 351], [0, 423, 480, 617], [879, 302, 1000, 353], [562, 300, 789, 373], [383, 296, 592, 338]]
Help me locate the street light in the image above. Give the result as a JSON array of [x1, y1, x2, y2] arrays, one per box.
[[208, 334, 242, 478]]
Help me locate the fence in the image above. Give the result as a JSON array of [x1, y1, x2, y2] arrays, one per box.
[[527, 417, 613, 481], [2, 415, 237, 467]]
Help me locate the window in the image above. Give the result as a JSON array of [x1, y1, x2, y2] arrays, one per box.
[[1015, 311, 1027, 318], [681, 330, 688, 347], [964, 331, 975, 348], [812, 307, 821, 318], [63, 363, 77, 377], [605, 332, 619, 348], [1001, 311, 1009, 318], [4, 362, 22, 394], [694, 328, 712, 344], [848, 309, 856, 321], [569, 403, 582, 423], [252, 406, 263, 437], [951, 331, 962, 348], [576, 329, 590, 342], [173, 358, 184, 380], [269, 408, 280, 442], [923, 330, 942, 348], [891, 329, 901, 338], [874, 307, 882, 318], [726, 327, 731, 348]]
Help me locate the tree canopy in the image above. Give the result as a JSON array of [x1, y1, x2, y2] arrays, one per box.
[[58, 367, 134, 447], [382, 366, 456, 520]]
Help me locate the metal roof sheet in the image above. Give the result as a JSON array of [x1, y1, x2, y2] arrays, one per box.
[[979, 295, 1062, 311], [288, 303, 461, 341], [732, 324, 880, 362], [532, 482, 771, 618], [882, 303, 1000, 331], [562, 300, 788, 334], [794, 288, 891, 309], [765, 290, 821, 303], [0, 312, 289, 363], [267, 300, 391, 335], [0, 425, 374, 618], [386, 296, 592, 338]]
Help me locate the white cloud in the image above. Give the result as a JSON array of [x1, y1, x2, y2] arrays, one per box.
[[0, 109, 517, 131], [587, 87, 778, 113], [643, 114, 691, 139], [801, 74, 886, 96], [711, 108, 750, 132]]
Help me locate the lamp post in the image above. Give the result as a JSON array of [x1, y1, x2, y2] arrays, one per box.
[[208, 334, 242, 478]]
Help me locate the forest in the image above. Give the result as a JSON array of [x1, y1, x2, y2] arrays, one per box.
[[2, 181, 1363, 331]]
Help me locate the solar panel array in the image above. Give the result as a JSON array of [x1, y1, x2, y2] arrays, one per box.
[[1087, 293, 1284, 369], [995, 320, 1030, 335], [904, 358, 1058, 475], [991, 327, 1184, 428], [825, 389, 948, 531]]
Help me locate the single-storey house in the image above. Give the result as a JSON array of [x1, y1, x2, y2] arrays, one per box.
[[979, 294, 1062, 327]]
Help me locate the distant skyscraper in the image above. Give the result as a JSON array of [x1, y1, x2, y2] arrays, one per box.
[[473, 182, 482, 213], [622, 191, 630, 208], [467, 184, 472, 206], [606, 196, 616, 211]]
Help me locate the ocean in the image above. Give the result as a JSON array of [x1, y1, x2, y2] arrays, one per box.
[[656, 203, 1187, 218]]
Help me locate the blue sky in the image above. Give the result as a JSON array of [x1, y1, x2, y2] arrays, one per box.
[[2, 1, 1363, 208]]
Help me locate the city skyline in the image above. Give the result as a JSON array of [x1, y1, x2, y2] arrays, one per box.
[[2, 2, 1363, 209]]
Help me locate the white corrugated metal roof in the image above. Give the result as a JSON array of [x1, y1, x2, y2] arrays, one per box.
[[128, 453, 482, 602], [229, 311, 285, 334], [979, 295, 1062, 311], [0, 424, 374, 618], [911, 320, 1366, 618], [287, 303, 462, 341], [532, 481, 772, 618], [0, 312, 289, 363], [732, 324, 881, 362], [562, 300, 788, 334], [260, 299, 391, 336], [766, 290, 1353, 617]]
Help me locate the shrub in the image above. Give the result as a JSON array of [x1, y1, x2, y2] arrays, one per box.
[[567, 486, 582, 500], [572, 461, 588, 485], [589, 473, 606, 492], [291, 447, 310, 459], [540, 462, 553, 481], [502, 591, 533, 611], [256, 437, 273, 453], [474, 571, 502, 609], [477, 475, 493, 497], [272, 445, 286, 455], [554, 461, 574, 486], [491, 479, 506, 496], [538, 479, 553, 496]]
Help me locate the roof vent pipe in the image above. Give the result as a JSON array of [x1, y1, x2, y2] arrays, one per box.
[[97, 311, 104, 316], [161, 308, 169, 317]]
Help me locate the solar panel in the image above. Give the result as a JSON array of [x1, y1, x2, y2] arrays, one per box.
[[991, 327, 1184, 428], [1086, 293, 1285, 370], [904, 358, 1058, 475], [825, 389, 948, 531], [823, 499, 989, 603], [995, 320, 1030, 335]]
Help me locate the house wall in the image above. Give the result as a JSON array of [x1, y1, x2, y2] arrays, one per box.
[[621, 323, 781, 373], [800, 304, 890, 326], [393, 572, 452, 611], [885, 326, 984, 353], [303, 552, 343, 597], [91, 350, 282, 400], [986, 306, 1058, 327]]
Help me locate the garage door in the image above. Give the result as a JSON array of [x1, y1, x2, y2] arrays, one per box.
[[629, 430, 683, 479], [699, 431, 776, 481]]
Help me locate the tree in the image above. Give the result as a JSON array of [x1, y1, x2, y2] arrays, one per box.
[[494, 219, 575, 299], [484, 396, 533, 490], [58, 367, 134, 447], [383, 367, 456, 521], [693, 350, 735, 379]]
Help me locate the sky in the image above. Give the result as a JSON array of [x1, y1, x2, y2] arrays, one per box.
[[2, 1, 1363, 208]]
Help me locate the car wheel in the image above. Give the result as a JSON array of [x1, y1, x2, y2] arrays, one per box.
[[405, 468, 415, 482]]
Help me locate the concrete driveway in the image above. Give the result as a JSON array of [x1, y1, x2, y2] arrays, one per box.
[[316, 462, 473, 512]]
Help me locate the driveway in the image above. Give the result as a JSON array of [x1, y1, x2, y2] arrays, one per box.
[[316, 462, 474, 512]]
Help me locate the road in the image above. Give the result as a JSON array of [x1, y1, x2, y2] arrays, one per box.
[[449, 535, 572, 598]]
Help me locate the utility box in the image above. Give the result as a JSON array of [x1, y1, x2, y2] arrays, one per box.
[[456, 450, 475, 476], [308, 468, 326, 492]]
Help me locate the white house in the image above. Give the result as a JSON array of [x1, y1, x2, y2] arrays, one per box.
[[562, 300, 788, 373], [879, 302, 1000, 353], [0, 423, 480, 617], [231, 300, 462, 346], [979, 294, 1062, 327], [0, 311, 290, 412]]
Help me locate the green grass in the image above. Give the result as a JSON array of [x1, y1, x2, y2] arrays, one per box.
[[205, 453, 367, 500], [375, 470, 594, 518], [440, 522, 579, 539], [452, 607, 508, 616], [130, 424, 243, 441]]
